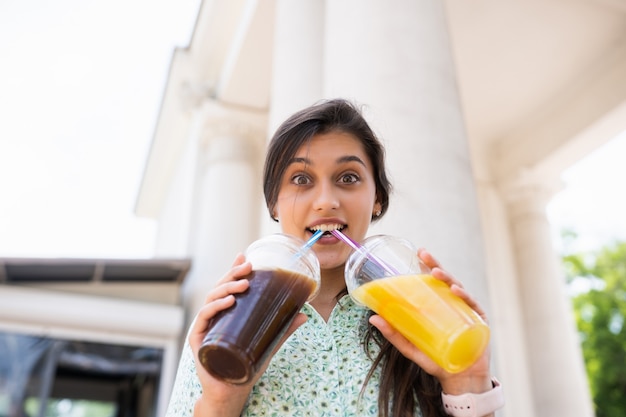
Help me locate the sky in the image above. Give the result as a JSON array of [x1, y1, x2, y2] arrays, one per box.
[[547, 131, 626, 254], [0, 0, 200, 258], [0, 1, 624, 260]]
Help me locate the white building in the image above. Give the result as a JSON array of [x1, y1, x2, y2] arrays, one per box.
[[0, 258, 190, 417], [2, 1, 622, 417], [135, 1, 625, 416]]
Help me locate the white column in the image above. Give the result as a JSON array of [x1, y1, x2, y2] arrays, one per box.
[[270, 0, 324, 130], [262, 0, 325, 236], [324, 0, 489, 305], [183, 102, 267, 317], [504, 175, 593, 417], [476, 181, 536, 417]]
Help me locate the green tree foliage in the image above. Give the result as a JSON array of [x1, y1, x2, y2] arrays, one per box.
[[563, 240, 626, 417], [24, 398, 116, 417]]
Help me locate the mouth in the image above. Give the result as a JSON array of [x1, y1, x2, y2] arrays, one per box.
[[307, 223, 345, 237]]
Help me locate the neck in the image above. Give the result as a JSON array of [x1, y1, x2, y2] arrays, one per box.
[[309, 265, 346, 321]]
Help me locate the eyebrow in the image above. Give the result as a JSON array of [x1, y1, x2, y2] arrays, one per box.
[[287, 155, 367, 167]]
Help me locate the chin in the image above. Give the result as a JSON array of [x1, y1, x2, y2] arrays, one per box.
[[317, 254, 348, 272]]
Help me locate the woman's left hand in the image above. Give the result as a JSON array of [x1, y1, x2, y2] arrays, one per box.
[[369, 248, 493, 394]]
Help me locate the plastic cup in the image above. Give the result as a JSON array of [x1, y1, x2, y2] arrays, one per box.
[[198, 234, 320, 384], [344, 235, 489, 373]]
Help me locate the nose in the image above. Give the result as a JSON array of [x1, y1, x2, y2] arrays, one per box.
[[313, 181, 339, 212]]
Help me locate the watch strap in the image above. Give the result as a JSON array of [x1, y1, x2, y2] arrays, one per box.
[[441, 377, 504, 417]]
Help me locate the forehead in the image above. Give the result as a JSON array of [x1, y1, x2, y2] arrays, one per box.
[[293, 131, 369, 160]]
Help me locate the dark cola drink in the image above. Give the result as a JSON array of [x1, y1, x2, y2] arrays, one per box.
[[198, 234, 320, 384], [199, 268, 317, 383]]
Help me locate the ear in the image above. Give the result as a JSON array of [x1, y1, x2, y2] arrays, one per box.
[[373, 201, 382, 217]]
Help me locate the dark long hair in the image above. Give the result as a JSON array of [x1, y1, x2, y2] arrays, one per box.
[[262, 98, 445, 417]]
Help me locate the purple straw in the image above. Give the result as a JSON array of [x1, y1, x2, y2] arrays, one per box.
[[330, 230, 398, 275]]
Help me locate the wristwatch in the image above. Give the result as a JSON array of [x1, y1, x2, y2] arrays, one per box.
[[441, 377, 504, 417]]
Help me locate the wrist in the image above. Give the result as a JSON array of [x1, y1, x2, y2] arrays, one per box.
[[194, 393, 245, 417], [441, 377, 504, 417], [440, 373, 493, 396], [194, 396, 215, 417]]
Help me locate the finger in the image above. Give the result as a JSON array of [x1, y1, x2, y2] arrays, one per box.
[[204, 279, 250, 304], [231, 252, 246, 268], [214, 253, 249, 286], [189, 295, 237, 349], [449, 284, 488, 322], [429, 267, 487, 321], [369, 315, 440, 375], [418, 250, 463, 289], [369, 314, 411, 352], [417, 248, 440, 269], [431, 267, 465, 290], [215, 255, 252, 286]]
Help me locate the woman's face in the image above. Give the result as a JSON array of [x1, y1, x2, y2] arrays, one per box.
[[274, 131, 381, 270]]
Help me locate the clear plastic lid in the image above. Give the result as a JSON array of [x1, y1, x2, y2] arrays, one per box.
[[344, 234, 427, 294], [245, 233, 321, 301]]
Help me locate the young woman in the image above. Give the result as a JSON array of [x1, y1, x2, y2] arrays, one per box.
[[165, 99, 503, 417]]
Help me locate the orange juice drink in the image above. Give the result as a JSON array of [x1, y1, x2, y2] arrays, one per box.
[[351, 273, 489, 373]]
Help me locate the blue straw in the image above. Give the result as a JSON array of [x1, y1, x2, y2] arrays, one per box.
[[303, 229, 324, 250], [292, 229, 324, 261]]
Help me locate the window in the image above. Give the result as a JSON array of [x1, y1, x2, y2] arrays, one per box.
[[0, 332, 163, 417]]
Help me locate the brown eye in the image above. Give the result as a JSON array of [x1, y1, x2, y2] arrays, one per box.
[[339, 173, 359, 184], [291, 174, 311, 185]]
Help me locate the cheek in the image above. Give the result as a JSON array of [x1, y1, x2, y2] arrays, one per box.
[[349, 192, 377, 218], [274, 190, 291, 215], [275, 192, 306, 223], [345, 199, 376, 239]]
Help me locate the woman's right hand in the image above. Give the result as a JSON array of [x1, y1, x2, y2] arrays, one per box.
[[188, 253, 308, 417], [188, 253, 253, 416]]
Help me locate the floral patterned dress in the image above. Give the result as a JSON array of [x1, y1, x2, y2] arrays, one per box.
[[164, 296, 421, 416]]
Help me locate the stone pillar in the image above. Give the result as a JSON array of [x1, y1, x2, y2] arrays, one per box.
[[503, 174, 593, 417], [183, 102, 267, 317], [270, 0, 324, 130], [324, 0, 489, 305], [476, 180, 536, 417], [262, 0, 325, 236]]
